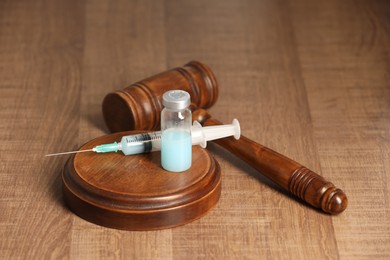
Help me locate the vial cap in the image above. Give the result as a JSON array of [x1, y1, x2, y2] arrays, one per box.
[[162, 90, 190, 110]]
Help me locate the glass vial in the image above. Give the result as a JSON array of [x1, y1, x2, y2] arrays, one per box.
[[161, 90, 192, 172]]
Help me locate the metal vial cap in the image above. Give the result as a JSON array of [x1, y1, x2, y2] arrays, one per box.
[[162, 90, 190, 110]]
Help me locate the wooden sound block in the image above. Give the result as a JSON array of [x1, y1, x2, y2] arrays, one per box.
[[62, 131, 221, 231]]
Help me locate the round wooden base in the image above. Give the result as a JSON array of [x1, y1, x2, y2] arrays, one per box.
[[62, 131, 221, 230]]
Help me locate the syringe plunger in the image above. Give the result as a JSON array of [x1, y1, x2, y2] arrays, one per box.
[[191, 119, 240, 148]]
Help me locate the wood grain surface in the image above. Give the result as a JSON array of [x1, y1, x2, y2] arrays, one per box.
[[0, 0, 389, 259]]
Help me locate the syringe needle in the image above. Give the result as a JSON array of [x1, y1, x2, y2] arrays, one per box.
[[45, 149, 94, 157]]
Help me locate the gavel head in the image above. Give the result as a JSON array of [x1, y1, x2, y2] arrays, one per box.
[[102, 61, 219, 132]]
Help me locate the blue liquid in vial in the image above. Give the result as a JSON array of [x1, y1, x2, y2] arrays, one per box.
[[161, 129, 192, 172]]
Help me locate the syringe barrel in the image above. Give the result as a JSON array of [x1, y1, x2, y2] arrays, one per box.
[[120, 132, 162, 155]]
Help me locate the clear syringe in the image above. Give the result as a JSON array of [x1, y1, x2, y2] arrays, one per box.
[[45, 119, 240, 157]]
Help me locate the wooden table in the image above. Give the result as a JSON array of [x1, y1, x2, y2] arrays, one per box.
[[1, 0, 389, 259]]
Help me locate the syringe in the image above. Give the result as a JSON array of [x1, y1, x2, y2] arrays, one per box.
[[45, 119, 240, 157]]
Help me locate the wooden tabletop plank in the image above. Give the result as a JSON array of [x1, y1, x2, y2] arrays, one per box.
[[0, 0, 84, 259], [0, 0, 389, 259], [289, 1, 390, 258]]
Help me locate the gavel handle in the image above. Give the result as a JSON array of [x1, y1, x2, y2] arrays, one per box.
[[194, 109, 347, 214]]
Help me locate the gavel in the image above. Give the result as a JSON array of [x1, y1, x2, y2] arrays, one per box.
[[102, 61, 348, 214]]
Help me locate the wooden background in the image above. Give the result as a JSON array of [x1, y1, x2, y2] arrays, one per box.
[[1, 0, 389, 259]]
